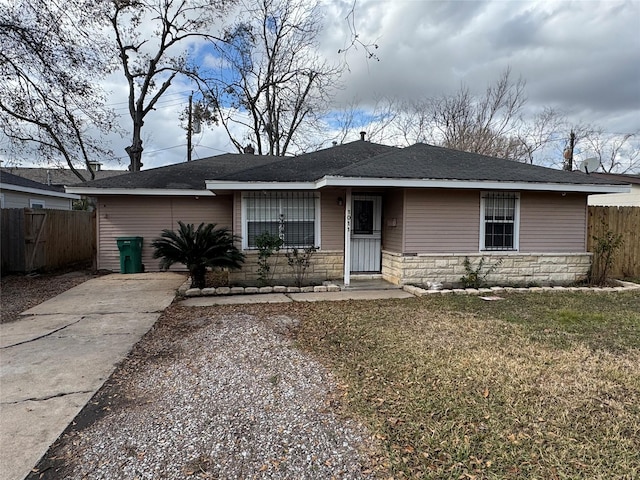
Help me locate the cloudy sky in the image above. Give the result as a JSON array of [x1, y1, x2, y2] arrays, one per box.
[[98, 0, 639, 171]]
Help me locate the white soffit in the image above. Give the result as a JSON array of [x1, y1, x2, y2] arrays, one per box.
[[205, 177, 631, 194], [0, 183, 80, 199]]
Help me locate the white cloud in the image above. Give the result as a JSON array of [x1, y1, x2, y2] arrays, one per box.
[[14, 0, 638, 171]]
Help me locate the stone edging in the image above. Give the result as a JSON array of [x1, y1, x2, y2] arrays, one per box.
[[179, 279, 639, 298], [403, 280, 640, 296], [180, 282, 342, 297]]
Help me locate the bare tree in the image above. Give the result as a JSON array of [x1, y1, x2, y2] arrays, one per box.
[[205, 0, 342, 156], [331, 95, 400, 145], [396, 97, 432, 146], [430, 69, 527, 159], [109, 0, 232, 171], [337, 0, 380, 65], [582, 129, 640, 173], [517, 107, 566, 164], [397, 68, 528, 160], [0, 0, 115, 181]]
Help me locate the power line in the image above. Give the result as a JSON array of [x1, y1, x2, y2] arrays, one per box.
[[113, 144, 186, 160], [194, 144, 231, 154]]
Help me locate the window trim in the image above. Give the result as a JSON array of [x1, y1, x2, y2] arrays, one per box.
[[479, 191, 520, 252], [241, 191, 321, 250], [29, 199, 45, 209]]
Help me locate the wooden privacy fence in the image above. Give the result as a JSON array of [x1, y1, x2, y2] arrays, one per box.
[[587, 206, 640, 278], [1, 208, 95, 274]]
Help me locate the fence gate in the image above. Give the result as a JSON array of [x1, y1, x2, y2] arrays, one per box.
[[1, 208, 95, 274]]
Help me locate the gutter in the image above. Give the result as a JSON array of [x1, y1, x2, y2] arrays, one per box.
[[1, 183, 80, 199], [64, 187, 215, 197]]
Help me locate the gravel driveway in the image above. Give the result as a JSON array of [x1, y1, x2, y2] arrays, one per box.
[[30, 305, 376, 479]]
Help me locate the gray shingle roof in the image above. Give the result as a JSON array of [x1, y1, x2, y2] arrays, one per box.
[[333, 143, 622, 185], [1, 167, 125, 186], [0, 171, 65, 192], [69, 141, 397, 189], [75, 154, 284, 189], [66, 141, 628, 191], [590, 172, 640, 185], [215, 141, 398, 182]]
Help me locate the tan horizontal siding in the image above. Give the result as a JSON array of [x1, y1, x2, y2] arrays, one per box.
[[519, 192, 587, 252], [382, 189, 404, 252], [320, 188, 345, 250], [404, 189, 480, 253], [97, 195, 233, 271]]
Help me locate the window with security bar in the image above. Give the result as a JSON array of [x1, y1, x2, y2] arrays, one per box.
[[481, 192, 519, 250], [244, 192, 318, 249]]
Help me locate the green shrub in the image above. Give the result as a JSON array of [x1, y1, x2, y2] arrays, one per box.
[[152, 222, 244, 289], [590, 227, 623, 286], [460, 256, 502, 288], [286, 247, 316, 287], [255, 232, 283, 286]]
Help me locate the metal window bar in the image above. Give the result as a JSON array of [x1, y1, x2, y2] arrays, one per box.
[[246, 192, 316, 248], [483, 192, 516, 250]]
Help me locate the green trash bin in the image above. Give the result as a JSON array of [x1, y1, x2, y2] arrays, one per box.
[[117, 237, 143, 274]]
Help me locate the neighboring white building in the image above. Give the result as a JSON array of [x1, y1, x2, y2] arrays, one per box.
[[588, 173, 640, 207], [0, 171, 80, 210]]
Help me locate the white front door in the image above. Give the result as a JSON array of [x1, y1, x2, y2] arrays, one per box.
[[350, 194, 382, 272]]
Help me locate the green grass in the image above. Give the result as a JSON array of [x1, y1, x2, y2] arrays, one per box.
[[292, 292, 640, 479]]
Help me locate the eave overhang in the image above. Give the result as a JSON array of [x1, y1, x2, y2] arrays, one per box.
[[205, 176, 631, 194], [1, 183, 80, 199], [64, 187, 215, 196]]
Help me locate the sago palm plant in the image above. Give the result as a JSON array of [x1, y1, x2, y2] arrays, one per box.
[[152, 222, 244, 289]]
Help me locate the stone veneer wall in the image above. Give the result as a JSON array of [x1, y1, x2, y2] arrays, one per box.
[[382, 251, 592, 287], [229, 250, 344, 285]]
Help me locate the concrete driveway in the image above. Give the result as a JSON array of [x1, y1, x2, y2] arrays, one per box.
[[0, 272, 185, 480]]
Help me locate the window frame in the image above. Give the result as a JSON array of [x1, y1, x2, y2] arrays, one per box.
[[479, 191, 520, 252], [241, 191, 321, 250], [29, 199, 45, 209]]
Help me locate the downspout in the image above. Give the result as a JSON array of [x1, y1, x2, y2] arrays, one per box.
[[343, 188, 352, 286]]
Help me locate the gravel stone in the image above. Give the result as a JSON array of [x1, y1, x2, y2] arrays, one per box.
[[47, 312, 375, 479]]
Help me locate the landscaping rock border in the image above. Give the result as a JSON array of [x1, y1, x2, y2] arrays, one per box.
[[180, 281, 342, 297], [178, 279, 639, 298], [403, 279, 640, 296]]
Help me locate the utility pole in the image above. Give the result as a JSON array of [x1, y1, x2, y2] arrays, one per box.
[[187, 94, 193, 162], [563, 130, 576, 171]]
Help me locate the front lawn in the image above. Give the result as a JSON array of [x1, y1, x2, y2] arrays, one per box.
[[294, 292, 640, 479]]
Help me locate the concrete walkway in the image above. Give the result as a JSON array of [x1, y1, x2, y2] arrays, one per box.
[[0, 272, 186, 480]]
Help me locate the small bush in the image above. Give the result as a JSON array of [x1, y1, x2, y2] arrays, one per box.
[[460, 256, 502, 288], [286, 247, 316, 287], [152, 222, 244, 289], [255, 232, 283, 286], [589, 226, 623, 286]]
